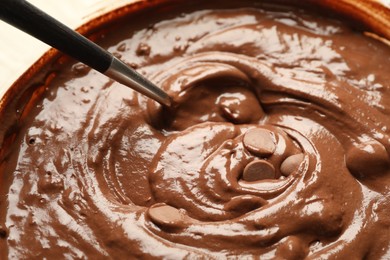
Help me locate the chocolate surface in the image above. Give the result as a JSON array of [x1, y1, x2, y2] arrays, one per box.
[[1, 1, 390, 259]]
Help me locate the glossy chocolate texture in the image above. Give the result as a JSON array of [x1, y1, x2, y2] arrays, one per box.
[[1, 1, 390, 258]]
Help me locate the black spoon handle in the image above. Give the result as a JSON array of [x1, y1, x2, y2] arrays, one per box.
[[0, 0, 172, 107], [0, 0, 112, 73]]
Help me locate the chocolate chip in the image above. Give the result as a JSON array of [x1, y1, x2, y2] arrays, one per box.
[[346, 140, 389, 179], [148, 204, 186, 228], [242, 160, 275, 181], [280, 153, 305, 176], [243, 128, 276, 157]]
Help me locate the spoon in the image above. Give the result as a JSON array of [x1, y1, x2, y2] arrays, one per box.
[[0, 0, 172, 107]]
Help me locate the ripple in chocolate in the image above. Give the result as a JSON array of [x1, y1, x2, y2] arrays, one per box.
[[1, 0, 390, 259]]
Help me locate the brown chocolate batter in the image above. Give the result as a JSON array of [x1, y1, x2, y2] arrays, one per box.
[[1, 1, 390, 259]]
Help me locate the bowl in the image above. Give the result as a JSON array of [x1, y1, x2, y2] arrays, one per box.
[[0, 0, 389, 258]]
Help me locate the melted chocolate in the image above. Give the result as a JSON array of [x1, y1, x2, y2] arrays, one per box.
[[1, 1, 390, 259]]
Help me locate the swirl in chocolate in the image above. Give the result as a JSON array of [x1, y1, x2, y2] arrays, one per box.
[[1, 2, 390, 259]]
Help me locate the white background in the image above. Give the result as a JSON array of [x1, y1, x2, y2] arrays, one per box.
[[0, 0, 133, 98]]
